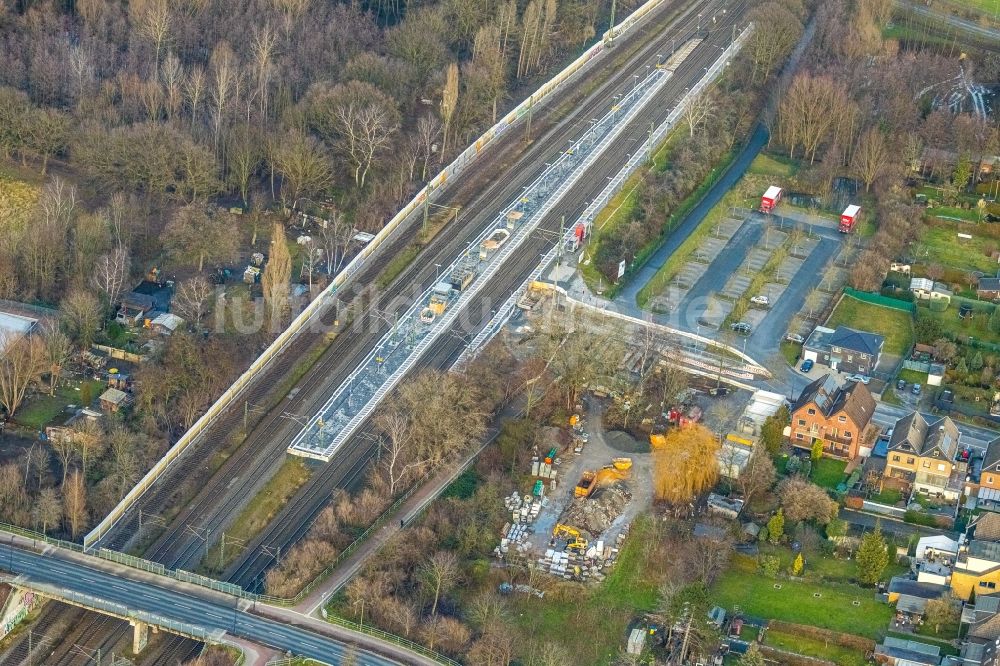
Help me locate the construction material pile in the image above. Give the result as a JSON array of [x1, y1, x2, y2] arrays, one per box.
[[561, 481, 632, 536], [537, 524, 630, 581], [494, 492, 541, 558]]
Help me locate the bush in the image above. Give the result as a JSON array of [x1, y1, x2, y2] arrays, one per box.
[[904, 510, 939, 527], [760, 555, 781, 577]]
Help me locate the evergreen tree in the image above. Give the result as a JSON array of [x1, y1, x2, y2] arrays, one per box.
[[792, 552, 804, 576], [857, 524, 889, 585], [767, 508, 785, 544], [970, 351, 984, 372], [811, 439, 823, 461]]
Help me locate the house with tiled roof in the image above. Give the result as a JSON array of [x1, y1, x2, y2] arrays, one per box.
[[789, 374, 876, 460], [952, 540, 1000, 600], [803, 325, 885, 375], [885, 412, 962, 500], [962, 600, 1000, 665], [977, 438, 1000, 512]]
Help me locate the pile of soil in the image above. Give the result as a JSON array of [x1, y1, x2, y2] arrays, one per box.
[[560, 481, 632, 538]]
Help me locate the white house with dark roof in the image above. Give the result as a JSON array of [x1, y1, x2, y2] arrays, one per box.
[[803, 325, 885, 375]]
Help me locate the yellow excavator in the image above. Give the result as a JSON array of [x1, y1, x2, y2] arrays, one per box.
[[552, 523, 588, 553], [574, 458, 632, 498]]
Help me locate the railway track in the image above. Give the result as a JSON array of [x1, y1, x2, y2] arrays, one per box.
[[22, 1, 748, 663], [223, 0, 750, 591]]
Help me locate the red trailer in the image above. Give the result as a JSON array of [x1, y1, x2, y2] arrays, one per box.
[[839, 205, 861, 233], [760, 186, 783, 213]]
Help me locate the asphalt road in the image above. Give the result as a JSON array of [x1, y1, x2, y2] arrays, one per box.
[[0, 540, 431, 666]]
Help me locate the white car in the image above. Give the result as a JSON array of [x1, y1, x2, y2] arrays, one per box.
[[785, 333, 804, 344], [847, 374, 871, 385], [750, 295, 770, 306]]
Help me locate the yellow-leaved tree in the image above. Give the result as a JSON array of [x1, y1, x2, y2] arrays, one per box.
[[652, 424, 720, 504]]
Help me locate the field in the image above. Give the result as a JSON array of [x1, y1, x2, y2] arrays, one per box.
[[919, 298, 1000, 346], [826, 295, 914, 356], [916, 225, 1000, 274], [711, 567, 892, 638]]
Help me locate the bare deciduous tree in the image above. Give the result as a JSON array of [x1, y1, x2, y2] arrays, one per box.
[[440, 63, 459, 156], [853, 128, 890, 192], [33, 486, 61, 535], [173, 276, 214, 328], [63, 470, 87, 539], [93, 246, 131, 310], [420, 550, 459, 616], [0, 336, 46, 418], [262, 223, 291, 333]]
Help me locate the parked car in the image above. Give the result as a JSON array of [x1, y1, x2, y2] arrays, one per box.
[[896, 379, 906, 391], [847, 374, 871, 384], [912, 383, 922, 395], [709, 387, 731, 397], [730, 322, 751, 335], [800, 359, 814, 372], [785, 333, 804, 344], [750, 295, 770, 306]]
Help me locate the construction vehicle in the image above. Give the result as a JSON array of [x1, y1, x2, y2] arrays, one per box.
[[574, 463, 630, 498], [612, 457, 633, 471], [552, 524, 588, 553], [420, 282, 453, 323]]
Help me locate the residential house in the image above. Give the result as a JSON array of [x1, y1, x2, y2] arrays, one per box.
[[962, 599, 1000, 666], [875, 636, 941, 666], [978, 438, 1000, 512], [802, 325, 885, 375], [885, 412, 962, 500], [789, 374, 876, 460], [952, 540, 1000, 600], [974, 513, 1000, 543], [910, 277, 953, 305], [979, 278, 1000, 302]]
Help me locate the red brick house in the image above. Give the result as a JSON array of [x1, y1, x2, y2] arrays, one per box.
[[789, 374, 876, 460]]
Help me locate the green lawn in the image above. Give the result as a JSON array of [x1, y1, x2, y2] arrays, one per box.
[[928, 205, 982, 223], [711, 568, 891, 638], [826, 295, 914, 356], [15, 379, 105, 431], [885, 632, 959, 656], [748, 153, 800, 179], [779, 341, 802, 366], [871, 488, 903, 505], [916, 225, 1000, 274], [919, 298, 1000, 346], [811, 458, 848, 490], [898, 368, 929, 385], [765, 628, 868, 666]]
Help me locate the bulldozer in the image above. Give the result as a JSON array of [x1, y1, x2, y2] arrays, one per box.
[[574, 459, 631, 498], [552, 523, 588, 553]]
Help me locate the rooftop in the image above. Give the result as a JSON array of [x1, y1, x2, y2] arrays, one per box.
[[828, 325, 884, 357], [791, 373, 876, 428], [0, 310, 38, 348]]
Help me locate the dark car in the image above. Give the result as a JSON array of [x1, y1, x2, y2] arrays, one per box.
[[800, 359, 814, 372], [897, 379, 906, 391]]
